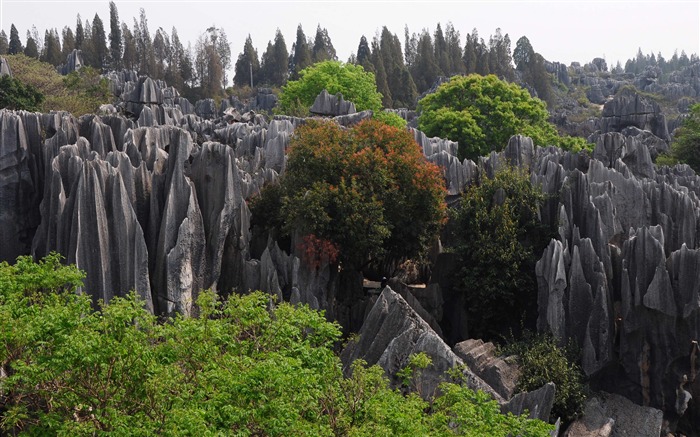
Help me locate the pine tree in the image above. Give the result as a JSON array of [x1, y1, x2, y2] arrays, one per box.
[[0, 31, 8, 55], [260, 31, 289, 87], [513, 36, 534, 71], [462, 29, 478, 74], [61, 27, 75, 60], [404, 26, 417, 69], [288, 24, 311, 80], [24, 32, 39, 58], [42, 29, 62, 66], [371, 40, 392, 107], [9, 24, 22, 55], [445, 22, 464, 75], [433, 23, 449, 75], [411, 30, 439, 94], [109, 1, 122, 70], [153, 28, 170, 80], [75, 15, 84, 50], [121, 24, 137, 71], [92, 14, 108, 70], [312, 25, 336, 63], [356, 35, 373, 71], [233, 35, 259, 87]]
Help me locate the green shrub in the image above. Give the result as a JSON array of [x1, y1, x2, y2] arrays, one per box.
[[500, 332, 587, 423], [373, 110, 408, 129], [0, 75, 44, 111], [0, 254, 554, 435]]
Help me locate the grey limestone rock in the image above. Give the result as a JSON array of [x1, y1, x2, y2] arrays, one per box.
[[564, 393, 663, 437], [341, 286, 503, 401], [59, 49, 83, 75], [453, 339, 519, 400], [0, 56, 11, 77], [310, 89, 356, 116], [503, 382, 556, 422], [600, 87, 670, 141]]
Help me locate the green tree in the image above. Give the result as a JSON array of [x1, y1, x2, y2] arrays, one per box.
[[356, 35, 372, 70], [41, 29, 62, 66], [60, 27, 74, 60], [259, 28, 288, 86], [233, 34, 259, 87], [0, 74, 44, 111], [278, 60, 383, 113], [75, 15, 84, 50], [0, 254, 553, 436], [23, 33, 39, 58], [449, 167, 550, 339], [371, 39, 392, 107], [0, 30, 8, 55], [418, 74, 561, 160], [277, 119, 446, 271], [288, 24, 312, 80], [513, 35, 534, 70], [91, 13, 108, 70], [108, 1, 122, 70], [666, 103, 700, 172], [312, 25, 336, 63], [9, 24, 22, 55]]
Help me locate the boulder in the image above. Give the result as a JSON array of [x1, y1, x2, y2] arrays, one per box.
[[564, 393, 663, 437], [600, 87, 670, 141]]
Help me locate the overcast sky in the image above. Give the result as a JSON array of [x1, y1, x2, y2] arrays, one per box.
[[2, 0, 699, 72]]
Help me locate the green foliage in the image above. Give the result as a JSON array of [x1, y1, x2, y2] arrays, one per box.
[[449, 167, 551, 339], [0, 255, 554, 435], [278, 119, 446, 270], [500, 333, 587, 423], [4, 54, 112, 115], [0, 75, 44, 111], [418, 74, 585, 160], [373, 110, 408, 129], [396, 352, 433, 396], [667, 104, 700, 172], [278, 60, 383, 114]]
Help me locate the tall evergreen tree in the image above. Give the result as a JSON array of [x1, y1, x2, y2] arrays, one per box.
[[411, 30, 439, 94], [61, 27, 75, 60], [24, 32, 39, 58], [153, 28, 170, 80], [0, 31, 8, 55], [234, 35, 259, 87], [75, 15, 84, 50], [133, 9, 155, 76], [404, 26, 417, 69], [41, 29, 62, 66], [356, 35, 373, 72], [312, 25, 336, 63], [371, 40, 392, 108], [433, 23, 449, 75], [264, 29, 288, 86], [121, 24, 137, 71], [288, 24, 311, 80], [9, 24, 22, 55], [445, 22, 464, 75], [462, 29, 478, 74], [81, 19, 96, 68], [109, 1, 122, 70], [91, 14, 108, 70], [378, 27, 416, 108]]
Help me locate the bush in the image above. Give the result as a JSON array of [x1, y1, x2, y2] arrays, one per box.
[[373, 110, 408, 129], [0, 75, 44, 111], [3, 54, 111, 115], [667, 103, 700, 172], [0, 254, 554, 435], [500, 333, 587, 424]]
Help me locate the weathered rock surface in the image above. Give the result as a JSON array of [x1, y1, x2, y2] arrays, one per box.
[[310, 89, 356, 116], [340, 286, 503, 401], [600, 87, 670, 141], [564, 393, 663, 437], [59, 49, 83, 75], [0, 56, 11, 77], [453, 339, 519, 400]]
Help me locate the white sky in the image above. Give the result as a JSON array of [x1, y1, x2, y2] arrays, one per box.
[[1, 0, 699, 72]]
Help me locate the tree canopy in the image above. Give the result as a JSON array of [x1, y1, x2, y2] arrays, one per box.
[[255, 119, 446, 271], [665, 103, 700, 172], [0, 254, 554, 436], [418, 74, 581, 160], [0, 75, 44, 111], [278, 60, 383, 113]]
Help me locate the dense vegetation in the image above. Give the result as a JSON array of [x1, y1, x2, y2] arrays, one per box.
[[252, 119, 446, 272], [3, 54, 110, 115], [0, 254, 554, 436], [661, 103, 700, 171], [448, 167, 552, 340], [418, 74, 591, 160], [0, 75, 44, 111], [277, 60, 382, 114]]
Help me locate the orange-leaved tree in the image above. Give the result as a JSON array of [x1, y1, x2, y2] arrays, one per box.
[[277, 119, 446, 271]]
